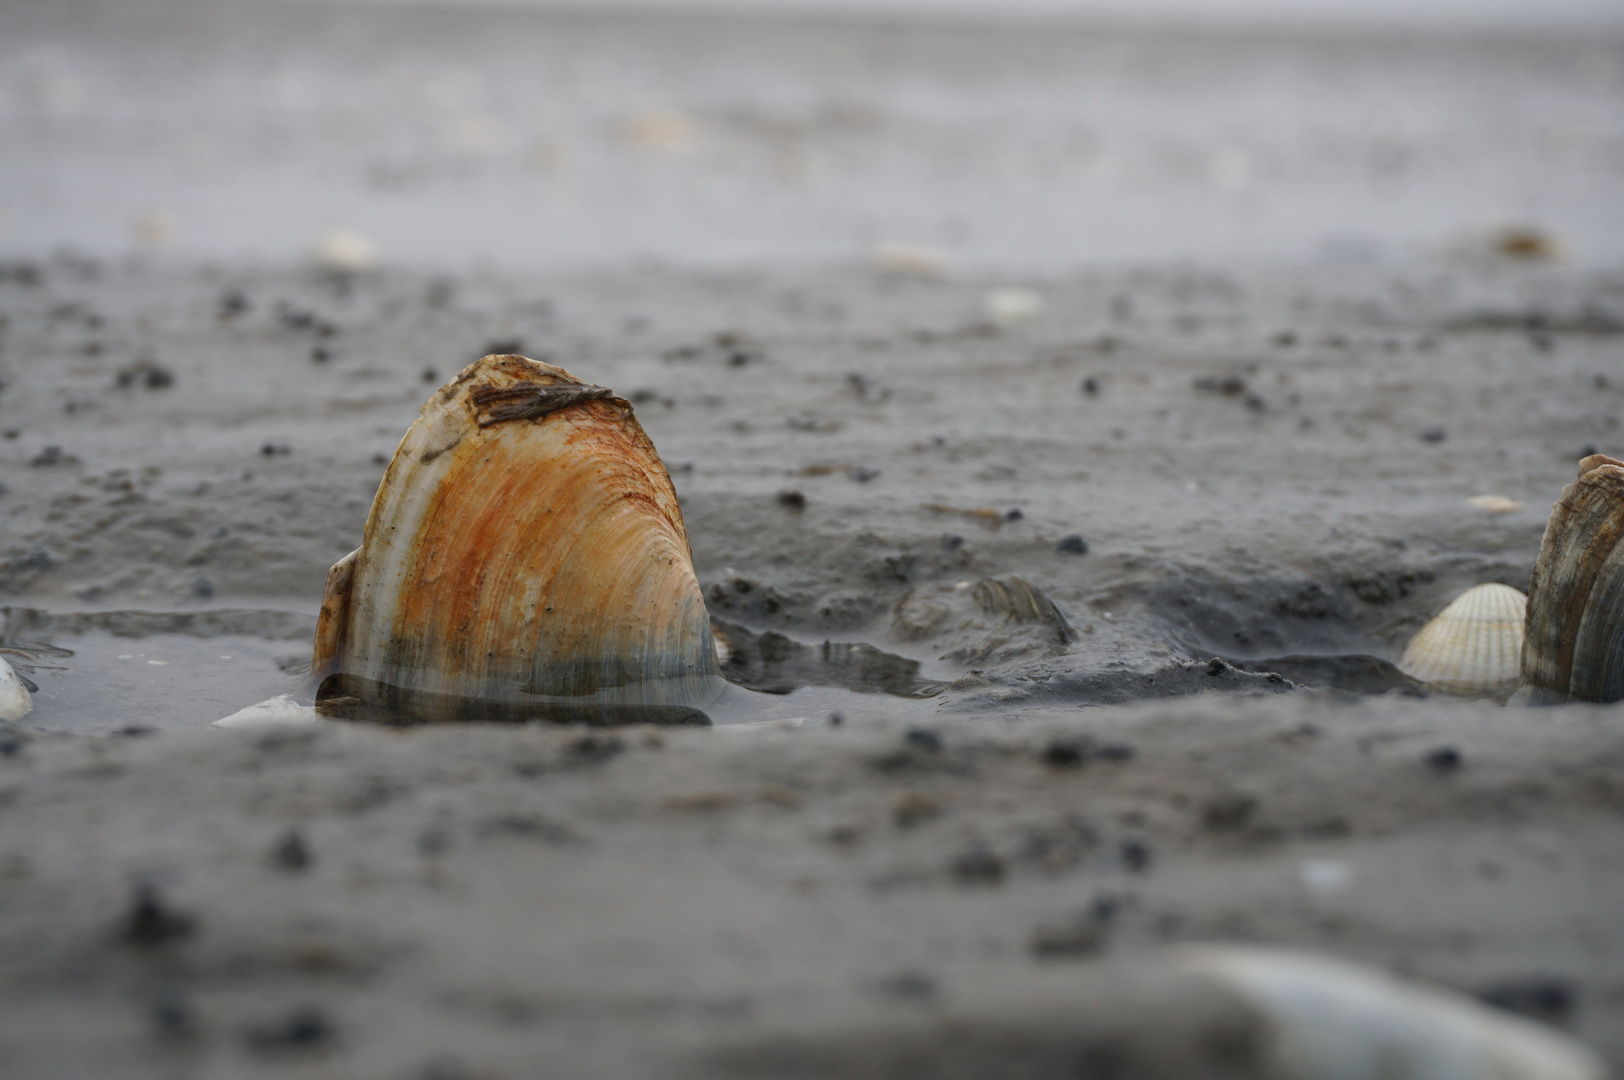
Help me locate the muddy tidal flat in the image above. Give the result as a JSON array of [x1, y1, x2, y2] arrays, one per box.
[[0, 254, 1619, 1077], [3, 1, 1624, 1076]]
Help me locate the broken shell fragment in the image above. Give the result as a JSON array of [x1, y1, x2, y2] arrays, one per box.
[[971, 575, 1077, 645], [1398, 583, 1526, 697], [212, 695, 319, 730], [1516, 457, 1624, 703], [313, 354, 723, 724], [0, 656, 33, 722]]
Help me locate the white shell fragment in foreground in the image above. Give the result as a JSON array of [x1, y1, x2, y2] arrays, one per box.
[[0, 656, 32, 722], [212, 695, 320, 730], [1398, 583, 1527, 696], [1180, 947, 1605, 1080]]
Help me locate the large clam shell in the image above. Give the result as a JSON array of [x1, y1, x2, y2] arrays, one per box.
[[1517, 454, 1624, 703], [1398, 583, 1526, 697], [313, 354, 722, 723]]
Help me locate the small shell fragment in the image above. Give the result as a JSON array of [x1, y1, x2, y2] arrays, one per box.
[[1180, 946, 1605, 1080], [1517, 457, 1624, 703], [212, 695, 320, 730], [0, 656, 33, 722], [1398, 583, 1526, 697], [1466, 494, 1523, 513]]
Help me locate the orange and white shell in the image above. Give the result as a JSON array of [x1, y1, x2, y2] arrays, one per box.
[[1398, 583, 1527, 697], [312, 354, 722, 721], [1517, 454, 1624, 704]]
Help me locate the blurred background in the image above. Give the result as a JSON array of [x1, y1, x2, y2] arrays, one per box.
[[0, 0, 1620, 272]]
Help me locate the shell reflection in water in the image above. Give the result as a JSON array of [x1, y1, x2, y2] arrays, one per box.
[[1398, 583, 1526, 697], [1516, 454, 1624, 704], [313, 354, 722, 725]]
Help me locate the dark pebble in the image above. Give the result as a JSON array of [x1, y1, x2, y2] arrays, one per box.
[[875, 972, 937, 1001], [1056, 534, 1088, 555], [776, 489, 806, 510], [1419, 427, 1448, 444], [1042, 739, 1088, 769], [904, 728, 942, 752], [1425, 746, 1463, 772], [1004, 508, 1023, 522], [271, 829, 313, 872], [371, 452, 389, 466], [192, 577, 214, 600], [260, 442, 291, 456], [940, 533, 964, 552], [123, 883, 197, 946], [484, 340, 524, 356], [1578, 444, 1599, 460], [218, 289, 249, 319], [1081, 376, 1100, 395], [1120, 840, 1152, 873], [1029, 919, 1103, 959], [422, 367, 439, 384], [828, 712, 844, 727], [1272, 330, 1296, 347], [1193, 374, 1247, 397], [310, 346, 331, 363], [567, 734, 624, 765], [1478, 976, 1575, 1024], [1244, 394, 1267, 412], [849, 466, 880, 483], [951, 846, 1006, 886], [1095, 743, 1136, 762], [1201, 793, 1258, 832], [31, 445, 64, 466], [152, 997, 195, 1040], [244, 1006, 336, 1053]]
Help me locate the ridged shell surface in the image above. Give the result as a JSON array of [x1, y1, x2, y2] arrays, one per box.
[[313, 354, 722, 720], [0, 657, 32, 722], [1519, 459, 1624, 703], [1398, 583, 1526, 696]]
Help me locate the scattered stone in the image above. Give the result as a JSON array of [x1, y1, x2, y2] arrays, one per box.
[[951, 845, 1006, 886], [260, 442, 291, 456], [1029, 917, 1104, 959], [873, 971, 937, 1000], [30, 445, 65, 466], [1080, 376, 1100, 395], [244, 1006, 336, 1054], [122, 884, 197, 947], [271, 829, 312, 872], [1056, 534, 1088, 555], [1419, 427, 1448, 444], [1041, 739, 1088, 769], [776, 489, 806, 510], [849, 466, 880, 483], [940, 534, 964, 552], [1194, 374, 1247, 397], [1201, 793, 1258, 833], [1004, 508, 1023, 522], [1120, 839, 1153, 873], [893, 792, 941, 828], [421, 367, 439, 384], [310, 346, 331, 363], [903, 728, 941, 753], [1425, 746, 1463, 773]]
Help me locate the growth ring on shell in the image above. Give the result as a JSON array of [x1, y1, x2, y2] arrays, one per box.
[[312, 354, 722, 724], [1517, 454, 1624, 704], [1398, 583, 1526, 698]]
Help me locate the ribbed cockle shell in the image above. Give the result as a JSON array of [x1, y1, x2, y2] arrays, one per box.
[[1517, 454, 1624, 703], [1398, 583, 1526, 697], [313, 354, 722, 723]]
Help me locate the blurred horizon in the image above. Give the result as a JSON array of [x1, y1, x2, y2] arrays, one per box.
[[2, 0, 1621, 272], [282, 0, 1624, 33]]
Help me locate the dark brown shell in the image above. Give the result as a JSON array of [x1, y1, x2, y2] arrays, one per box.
[[1518, 460, 1624, 703]]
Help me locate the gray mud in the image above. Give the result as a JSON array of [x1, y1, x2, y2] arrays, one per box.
[[2, 0, 1623, 1076]]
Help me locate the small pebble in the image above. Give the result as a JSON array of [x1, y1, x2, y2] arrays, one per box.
[[1419, 427, 1448, 444], [1004, 508, 1023, 522], [941, 534, 964, 552], [1425, 746, 1463, 772], [849, 467, 880, 483], [122, 884, 197, 946], [1120, 839, 1152, 873], [1056, 534, 1088, 555], [271, 829, 312, 872], [951, 846, 1006, 886], [904, 728, 942, 752], [1080, 376, 1100, 395], [776, 490, 806, 510]]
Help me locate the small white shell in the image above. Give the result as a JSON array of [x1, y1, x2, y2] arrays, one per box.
[[1180, 947, 1605, 1080], [1398, 583, 1527, 696], [0, 656, 32, 722], [212, 695, 320, 730]]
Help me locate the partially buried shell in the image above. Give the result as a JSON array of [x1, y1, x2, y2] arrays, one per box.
[[1515, 453, 1624, 704], [0, 656, 32, 722], [313, 354, 722, 724], [1398, 583, 1526, 697]]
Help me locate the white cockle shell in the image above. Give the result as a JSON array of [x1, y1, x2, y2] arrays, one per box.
[[1398, 583, 1526, 697], [0, 656, 33, 722], [312, 354, 723, 724]]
